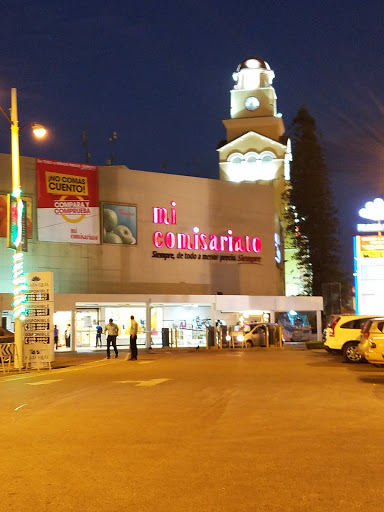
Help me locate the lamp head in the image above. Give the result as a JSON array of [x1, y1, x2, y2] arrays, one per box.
[[32, 123, 47, 138]]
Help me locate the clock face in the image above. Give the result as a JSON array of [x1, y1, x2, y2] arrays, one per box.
[[244, 96, 260, 111]]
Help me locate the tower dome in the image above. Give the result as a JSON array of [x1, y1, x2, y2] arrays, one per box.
[[233, 57, 275, 91], [236, 57, 271, 72]]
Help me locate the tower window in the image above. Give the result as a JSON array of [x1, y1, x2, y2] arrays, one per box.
[[226, 150, 277, 182]]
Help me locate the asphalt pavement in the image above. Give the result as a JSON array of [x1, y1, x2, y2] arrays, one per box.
[[1, 346, 383, 512]]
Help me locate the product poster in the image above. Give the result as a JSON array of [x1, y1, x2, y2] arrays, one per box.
[[102, 203, 137, 244], [0, 194, 32, 238], [36, 159, 100, 243]]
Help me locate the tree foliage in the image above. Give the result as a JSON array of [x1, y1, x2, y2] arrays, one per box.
[[286, 105, 343, 296]]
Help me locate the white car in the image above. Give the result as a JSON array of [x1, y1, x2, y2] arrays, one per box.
[[324, 315, 378, 362]]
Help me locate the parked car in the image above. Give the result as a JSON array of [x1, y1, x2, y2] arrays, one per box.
[[324, 314, 379, 362], [357, 318, 384, 365], [226, 323, 281, 348], [0, 327, 14, 343]]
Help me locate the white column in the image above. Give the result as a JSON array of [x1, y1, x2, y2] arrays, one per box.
[[316, 310, 323, 341], [71, 310, 76, 351], [145, 301, 151, 348]]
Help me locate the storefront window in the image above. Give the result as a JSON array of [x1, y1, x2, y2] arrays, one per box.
[[105, 307, 146, 346], [53, 311, 72, 350]]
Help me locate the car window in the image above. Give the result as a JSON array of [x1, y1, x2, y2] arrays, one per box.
[[340, 320, 355, 329], [354, 319, 373, 329], [378, 322, 384, 333]]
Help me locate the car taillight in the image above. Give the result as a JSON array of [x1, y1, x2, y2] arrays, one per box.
[[364, 331, 370, 339], [330, 319, 339, 337]]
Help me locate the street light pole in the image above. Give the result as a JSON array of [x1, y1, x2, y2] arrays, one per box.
[[0, 88, 46, 368], [10, 88, 23, 369]]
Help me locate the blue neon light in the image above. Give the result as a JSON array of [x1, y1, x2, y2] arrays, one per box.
[[353, 237, 359, 314]]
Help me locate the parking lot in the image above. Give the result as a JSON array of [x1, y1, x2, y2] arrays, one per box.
[[2, 346, 384, 511]]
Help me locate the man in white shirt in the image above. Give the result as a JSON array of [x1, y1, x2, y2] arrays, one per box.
[[104, 318, 119, 359], [129, 315, 139, 360]]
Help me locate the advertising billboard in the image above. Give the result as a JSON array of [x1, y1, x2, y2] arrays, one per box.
[[102, 203, 137, 244], [354, 235, 384, 314], [0, 194, 32, 240], [36, 159, 100, 243]]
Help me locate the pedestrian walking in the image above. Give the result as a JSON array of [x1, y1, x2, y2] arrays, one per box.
[[129, 315, 139, 360], [105, 318, 119, 359], [54, 325, 59, 349], [96, 324, 103, 348]]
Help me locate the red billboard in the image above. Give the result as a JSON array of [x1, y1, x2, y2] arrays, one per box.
[[36, 159, 100, 243]]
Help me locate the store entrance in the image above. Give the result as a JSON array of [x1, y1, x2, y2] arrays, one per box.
[[76, 309, 99, 348]]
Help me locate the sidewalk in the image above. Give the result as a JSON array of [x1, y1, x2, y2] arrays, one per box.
[[1, 342, 309, 376]]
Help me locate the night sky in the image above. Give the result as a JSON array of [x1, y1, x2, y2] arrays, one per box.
[[1, 0, 383, 275]]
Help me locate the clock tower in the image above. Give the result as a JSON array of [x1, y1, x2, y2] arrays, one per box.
[[217, 57, 298, 295], [218, 57, 291, 184]]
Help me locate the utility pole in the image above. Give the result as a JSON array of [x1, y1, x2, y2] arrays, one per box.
[[108, 131, 117, 165], [82, 130, 91, 164]]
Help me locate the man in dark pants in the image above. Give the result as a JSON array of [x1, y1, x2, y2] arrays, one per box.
[[129, 315, 139, 360], [104, 318, 119, 359]]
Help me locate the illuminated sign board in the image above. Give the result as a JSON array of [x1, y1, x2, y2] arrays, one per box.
[[152, 202, 262, 254], [359, 198, 384, 221], [357, 223, 383, 233], [360, 236, 384, 258]]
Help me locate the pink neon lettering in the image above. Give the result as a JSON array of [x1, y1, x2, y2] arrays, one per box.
[[152, 229, 261, 254], [209, 235, 219, 251], [165, 232, 176, 248], [227, 230, 233, 251], [171, 203, 177, 224], [234, 237, 244, 252], [153, 231, 163, 248], [220, 236, 228, 251], [177, 233, 193, 250], [200, 234, 208, 250], [153, 207, 170, 225], [252, 237, 262, 253]]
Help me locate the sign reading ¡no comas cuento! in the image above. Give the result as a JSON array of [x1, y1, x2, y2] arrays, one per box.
[[36, 158, 100, 244], [45, 171, 89, 195]]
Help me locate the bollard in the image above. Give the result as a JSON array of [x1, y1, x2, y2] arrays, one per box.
[[266, 326, 270, 348], [279, 326, 283, 347], [175, 328, 178, 349], [206, 327, 209, 349], [170, 329, 174, 347]]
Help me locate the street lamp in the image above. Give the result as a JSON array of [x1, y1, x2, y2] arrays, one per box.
[[0, 88, 47, 368]]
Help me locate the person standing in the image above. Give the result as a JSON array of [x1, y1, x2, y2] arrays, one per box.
[[65, 324, 71, 347], [96, 324, 103, 348], [54, 325, 59, 349], [105, 318, 119, 359], [129, 315, 139, 360]]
